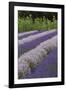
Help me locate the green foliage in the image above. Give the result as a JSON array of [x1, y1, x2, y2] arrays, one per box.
[[18, 16, 57, 33], [18, 18, 24, 32]]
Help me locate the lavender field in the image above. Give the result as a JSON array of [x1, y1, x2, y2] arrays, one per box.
[[18, 29, 57, 79]]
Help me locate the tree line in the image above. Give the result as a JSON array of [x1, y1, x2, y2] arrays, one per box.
[[18, 11, 57, 32], [18, 11, 57, 23]]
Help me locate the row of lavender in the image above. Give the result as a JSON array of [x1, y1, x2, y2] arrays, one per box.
[[18, 30, 57, 79], [18, 29, 57, 57]]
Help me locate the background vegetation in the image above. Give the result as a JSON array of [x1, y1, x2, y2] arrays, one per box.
[[18, 11, 57, 33]]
